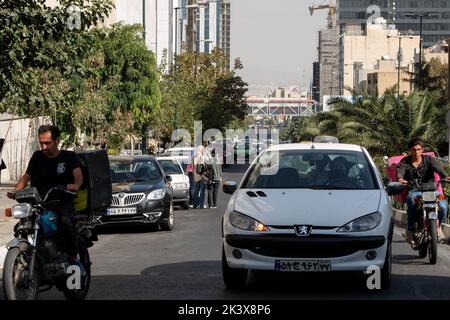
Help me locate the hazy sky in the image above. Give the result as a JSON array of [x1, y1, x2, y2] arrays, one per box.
[[231, 0, 328, 94]]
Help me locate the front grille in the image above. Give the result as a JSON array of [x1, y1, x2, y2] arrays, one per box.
[[249, 247, 358, 258], [111, 193, 145, 207], [111, 196, 120, 206], [226, 234, 385, 259], [124, 194, 145, 206]]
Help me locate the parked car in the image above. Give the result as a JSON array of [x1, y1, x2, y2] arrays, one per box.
[[163, 147, 195, 172], [157, 157, 190, 210], [93, 156, 174, 230], [221, 142, 402, 289]]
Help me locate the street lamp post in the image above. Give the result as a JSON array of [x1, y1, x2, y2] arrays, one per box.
[[404, 13, 438, 90], [387, 33, 413, 100]]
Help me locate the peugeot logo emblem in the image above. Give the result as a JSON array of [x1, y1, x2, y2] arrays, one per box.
[[294, 225, 312, 237], [119, 193, 126, 198]]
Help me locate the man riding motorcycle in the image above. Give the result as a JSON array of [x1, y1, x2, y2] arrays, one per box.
[[397, 137, 449, 244], [8, 125, 85, 272]]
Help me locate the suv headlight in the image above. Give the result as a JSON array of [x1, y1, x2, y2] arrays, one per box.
[[229, 211, 269, 232], [12, 203, 32, 219], [147, 189, 166, 200], [337, 212, 382, 232], [172, 182, 188, 190]]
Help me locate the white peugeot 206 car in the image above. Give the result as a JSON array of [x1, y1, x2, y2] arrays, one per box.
[[221, 142, 403, 290]]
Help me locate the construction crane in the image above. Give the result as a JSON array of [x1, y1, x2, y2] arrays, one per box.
[[309, 1, 336, 29]]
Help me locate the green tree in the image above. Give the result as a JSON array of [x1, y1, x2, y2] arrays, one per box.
[[0, 0, 114, 117]]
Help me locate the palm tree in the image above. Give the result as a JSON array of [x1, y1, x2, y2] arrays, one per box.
[[328, 89, 447, 157]]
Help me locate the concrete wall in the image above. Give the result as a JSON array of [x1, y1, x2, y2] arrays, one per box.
[[0, 116, 42, 184]]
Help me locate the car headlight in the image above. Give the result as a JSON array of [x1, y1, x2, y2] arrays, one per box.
[[229, 211, 270, 232], [172, 183, 188, 190], [147, 189, 166, 200], [337, 212, 382, 232], [12, 203, 32, 219]]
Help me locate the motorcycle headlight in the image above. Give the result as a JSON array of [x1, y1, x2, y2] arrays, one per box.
[[229, 211, 269, 232], [337, 212, 382, 233], [172, 183, 188, 190], [12, 203, 32, 219], [147, 189, 166, 200]]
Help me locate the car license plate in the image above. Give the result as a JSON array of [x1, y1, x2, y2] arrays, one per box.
[[107, 207, 137, 215], [274, 260, 331, 272]]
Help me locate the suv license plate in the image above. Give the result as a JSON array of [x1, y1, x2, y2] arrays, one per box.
[[107, 208, 137, 215]]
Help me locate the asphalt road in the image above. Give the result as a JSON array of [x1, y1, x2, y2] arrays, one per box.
[[3, 164, 450, 300]]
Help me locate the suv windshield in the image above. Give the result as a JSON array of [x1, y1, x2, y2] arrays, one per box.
[[110, 160, 162, 183], [242, 149, 378, 190], [159, 160, 183, 175]]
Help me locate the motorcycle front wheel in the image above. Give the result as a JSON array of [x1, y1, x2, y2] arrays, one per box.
[[62, 244, 91, 300], [428, 220, 438, 265], [2, 242, 39, 300]]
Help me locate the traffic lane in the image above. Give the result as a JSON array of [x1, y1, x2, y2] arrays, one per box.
[[35, 166, 245, 300], [5, 163, 450, 300], [37, 226, 450, 300]]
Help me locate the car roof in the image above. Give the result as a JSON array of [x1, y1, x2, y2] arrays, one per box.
[[167, 147, 194, 151], [109, 155, 157, 162], [267, 143, 364, 152], [157, 156, 181, 162]]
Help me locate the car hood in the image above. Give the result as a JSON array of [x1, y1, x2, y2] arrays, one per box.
[[112, 181, 157, 193], [233, 189, 381, 227]]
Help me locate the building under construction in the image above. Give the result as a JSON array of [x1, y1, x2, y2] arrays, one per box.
[[310, 0, 340, 103]]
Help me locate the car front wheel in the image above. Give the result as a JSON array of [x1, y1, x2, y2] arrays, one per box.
[[160, 202, 174, 231], [222, 246, 247, 289], [380, 240, 392, 289]]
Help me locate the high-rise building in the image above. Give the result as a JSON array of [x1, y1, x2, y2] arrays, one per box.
[[45, 1, 230, 67], [337, 0, 450, 47], [312, 62, 320, 102], [196, 0, 231, 66], [318, 27, 340, 103]]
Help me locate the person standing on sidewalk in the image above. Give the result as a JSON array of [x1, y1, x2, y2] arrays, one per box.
[[186, 148, 195, 206], [192, 144, 206, 209], [206, 149, 222, 209]]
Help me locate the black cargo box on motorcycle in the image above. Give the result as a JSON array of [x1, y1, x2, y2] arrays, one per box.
[[75, 150, 112, 213]]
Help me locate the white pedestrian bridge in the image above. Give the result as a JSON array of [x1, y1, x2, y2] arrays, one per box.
[[246, 97, 318, 117]]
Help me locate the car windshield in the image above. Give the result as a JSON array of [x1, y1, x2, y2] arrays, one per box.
[[159, 160, 183, 175], [110, 159, 162, 183], [242, 149, 378, 190]]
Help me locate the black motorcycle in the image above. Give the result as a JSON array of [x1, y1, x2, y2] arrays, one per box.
[[407, 179, 448, 265], [2, 186, 94, 300]]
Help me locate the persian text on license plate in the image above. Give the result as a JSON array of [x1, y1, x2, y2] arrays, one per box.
[[274, 260, 331, 272], [107, 207, 137, 215]]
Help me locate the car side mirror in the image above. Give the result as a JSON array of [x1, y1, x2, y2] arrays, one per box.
[[386, 182, 404, 196], [166, 175, 172, 183], [223, 181, 237, 194]]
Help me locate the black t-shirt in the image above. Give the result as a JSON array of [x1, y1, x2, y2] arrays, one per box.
[[26, 150, 81, 198]]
